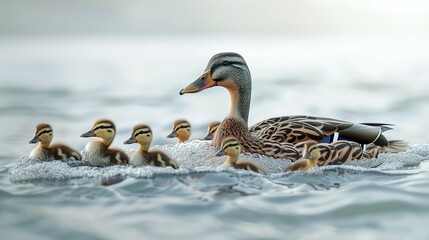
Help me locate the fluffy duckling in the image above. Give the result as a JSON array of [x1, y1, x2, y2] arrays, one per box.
[[215, 136, 265, 174], [203, 121, 221, 140], [124, 124, 179, 168], [166, 119, 191, 143], [29, 123, 81, 161], [285, 147, 321, 172], [80, 119, 128, 166]]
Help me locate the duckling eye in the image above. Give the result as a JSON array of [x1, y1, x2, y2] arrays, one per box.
[[107, 130, 112, 133], [146, 134, 151, 137], [222, 61, 230, 66]]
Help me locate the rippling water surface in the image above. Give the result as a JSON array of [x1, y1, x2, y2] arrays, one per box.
[[1, 35, 429, 239]]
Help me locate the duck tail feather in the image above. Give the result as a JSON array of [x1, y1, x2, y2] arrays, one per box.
[[384, 140, 408, 153]]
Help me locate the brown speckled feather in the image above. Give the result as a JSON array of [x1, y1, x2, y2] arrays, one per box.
[[213, 118, 300, 161], [329, 141, 363, 165], [249, 115, 394, 147], [141, 150, 179, 169], [105, 147, 129, 165], [49, 143, 82, 161], [308, 143, 338, 166]]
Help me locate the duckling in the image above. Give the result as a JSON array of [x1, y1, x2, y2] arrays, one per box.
[[166, 119, 191, 143], [29, 123, 81, 161], [285, 147, 321, 172], [80, 119, 128, 166], [215, 136, 265, 174], [203, 121, 221, 140], [124, 124, 179, 168]]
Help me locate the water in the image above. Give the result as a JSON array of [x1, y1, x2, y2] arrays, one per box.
[[1, 35, 429, 239]]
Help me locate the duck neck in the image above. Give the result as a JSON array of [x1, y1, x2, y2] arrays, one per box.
[[224, 155, 238, 166], [307, 158, 316, 166], [102, 138, 113, 147], [227, 77, 251, 123], [138, 144, 150, 152]]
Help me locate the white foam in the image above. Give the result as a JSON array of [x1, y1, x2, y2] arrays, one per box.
[[8, 141, 429, 182]]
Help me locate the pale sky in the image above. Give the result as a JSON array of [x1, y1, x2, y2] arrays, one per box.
[[1, 0, 428, 36]]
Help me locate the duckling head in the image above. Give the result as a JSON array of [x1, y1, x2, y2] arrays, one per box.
[[29, 123, 53, 146], [124, 124, 153, 148], [306, 146, 322, 163], [215, 136, 241, 160], [180, 52, 252, 122], [203, 121, 220, 140], [166, 119, 191, 143], [81, 119, 116, 145]]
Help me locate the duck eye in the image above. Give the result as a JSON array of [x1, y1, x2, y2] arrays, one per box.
[[222, 61, 230, 66]]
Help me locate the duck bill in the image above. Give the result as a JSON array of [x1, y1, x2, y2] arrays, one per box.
[[179, 71, 218, 95], [215, 148, 226, 157], [123, 136, 137, 144], [203, 133, 213, 140], [166, 131, 177, 138], [29, 135, 40, 144], [80, 129, 96, 138]]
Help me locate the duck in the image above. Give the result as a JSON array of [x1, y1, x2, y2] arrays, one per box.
[[179, 52, 407, 161], [29, 123, 81, 161], [80, 119, 128, 166], [203, 121, 221, 140], [285, 146, 321, 172], [124, 124, 179, 169], [215, 136, 265, 174], [166, 119, 191, 144]]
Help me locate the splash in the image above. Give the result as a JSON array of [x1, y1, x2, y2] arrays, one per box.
[[8, 141, 429, 183]]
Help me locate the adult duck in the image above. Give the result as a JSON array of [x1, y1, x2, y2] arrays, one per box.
[[179, 52, 406, 160]]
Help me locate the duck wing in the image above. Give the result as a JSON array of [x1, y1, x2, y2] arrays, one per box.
[[250, 115, 394, 147]]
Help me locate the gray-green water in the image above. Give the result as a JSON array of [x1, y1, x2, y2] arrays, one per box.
[[1, 36, 429, 239]]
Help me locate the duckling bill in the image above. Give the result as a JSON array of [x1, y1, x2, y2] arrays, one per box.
[[29, 123, 81, 161], [80, 119, 128, 167], [125, 124, 179, 168]]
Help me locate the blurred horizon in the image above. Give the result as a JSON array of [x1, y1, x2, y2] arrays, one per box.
[[1, 0, 429, 37]]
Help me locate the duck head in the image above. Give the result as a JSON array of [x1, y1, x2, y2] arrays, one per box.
[[180, 52, 252, 122], [81, 119, 116, 146], [124, 124, 153, 149], [29, 123, 53, 146], [215, 136, 241, 160], [166, 119, 191, 143], [203, 121, 220, 140]]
